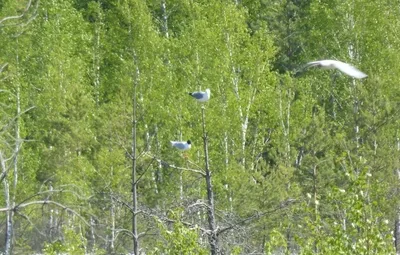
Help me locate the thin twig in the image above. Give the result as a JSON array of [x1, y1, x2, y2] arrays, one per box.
[[144, 152, 206, 176]]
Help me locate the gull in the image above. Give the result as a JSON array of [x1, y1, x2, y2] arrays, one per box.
[[302, 60, 367, 79], [189, 88, 211, 102], [170, 140, 191, 151]]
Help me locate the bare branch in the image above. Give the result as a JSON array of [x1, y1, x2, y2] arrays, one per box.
[[216, 198, 297, 236], [134, 157, 156, 185], [115, 228, 134, 239], [188, 200, 208, 209], [144, 152, 206, 176], [0, 106, 36, 135], [15, 211, 47, 237], [14, 189, 60, 208], [13, 188, 90, 211], [11, 11, 38, 37], [146, 211, 209, 234], [0, 0, 34, 25], [0, 63, 8, 75], [0, 200, 90, 226], [0, 151, 6, 173], [110, 193, 145, 215], [137, 225, 154, 239], [0, 142, 23, 183]]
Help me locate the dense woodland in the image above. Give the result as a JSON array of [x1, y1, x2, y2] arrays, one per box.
[[0, 0, 400, 254]]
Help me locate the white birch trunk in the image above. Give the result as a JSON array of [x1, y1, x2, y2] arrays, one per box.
[[131, 61, 140, 254], [93, 14, 101, 106], [226, 32, 257, 168], [278, 84, 291, 164], [395, 138, 400, 253], [161, 0, 169, 39], [110, 195, 115, 253]]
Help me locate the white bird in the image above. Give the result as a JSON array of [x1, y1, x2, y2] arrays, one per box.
[[302, 60, 367, 79], [189, 88, 211, 102], [170, 140, 191, 151]]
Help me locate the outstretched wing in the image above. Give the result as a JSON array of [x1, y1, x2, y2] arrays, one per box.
[[303, 61, 323, 69], [333, 61, 368, 79], [294, 61, 322, 77]]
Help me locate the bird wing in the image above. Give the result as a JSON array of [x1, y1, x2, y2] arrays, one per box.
[[189, 92, 205, 99], [175, 144, 186, 150], [303, 61, 323, 69], [294, 61, 322, 77], [171, 141, 186, 150], [333, 61, 368, 79]]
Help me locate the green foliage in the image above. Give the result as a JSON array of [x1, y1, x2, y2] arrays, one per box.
[[287, 170, 394, 255], [151, 212, 207, 255], [265, 229, 289, 255], [0, 0, 399, 254], [43, 226, 87, 255]]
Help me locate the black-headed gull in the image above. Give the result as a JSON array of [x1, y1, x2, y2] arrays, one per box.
[[303, 60, 367, 79], [189, 89, 210, 102], [170, 140, 191, 151]]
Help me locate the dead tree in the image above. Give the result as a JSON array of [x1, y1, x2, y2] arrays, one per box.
[[201, 105, 219, 254]]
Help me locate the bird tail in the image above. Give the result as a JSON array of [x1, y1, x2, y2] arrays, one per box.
[[188, 92, 193, 96]]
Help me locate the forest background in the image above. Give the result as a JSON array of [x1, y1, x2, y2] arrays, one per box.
[[1, 0, 400, 254]]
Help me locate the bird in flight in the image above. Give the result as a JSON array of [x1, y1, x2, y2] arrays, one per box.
[[300, 60, 367, 79], [189, 88, 211, 102]]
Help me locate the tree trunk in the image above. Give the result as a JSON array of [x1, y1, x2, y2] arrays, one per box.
[[395, 213, 400, 253], [90, 216, 96, 254], [0, 152, 11, 255], [131, 55, 140, 254], [93, 12, 101, 106], [4, 178, 11, 255], [201, 106, 218, 254], [161, 0, 169, 38], [131, 47, 140, 255], [110, 194, 116, 253], [278, 83, 292, 166]]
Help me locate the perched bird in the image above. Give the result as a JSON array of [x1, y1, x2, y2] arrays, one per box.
[[189, 88, 211, 102], [301, 60, 367, 79], [170, 140, 191, 151]]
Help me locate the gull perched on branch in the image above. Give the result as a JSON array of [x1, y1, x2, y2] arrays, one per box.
[[189, 89, 211, 102], [301, 60, 367, 79], [170, 140, 191, 151]]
